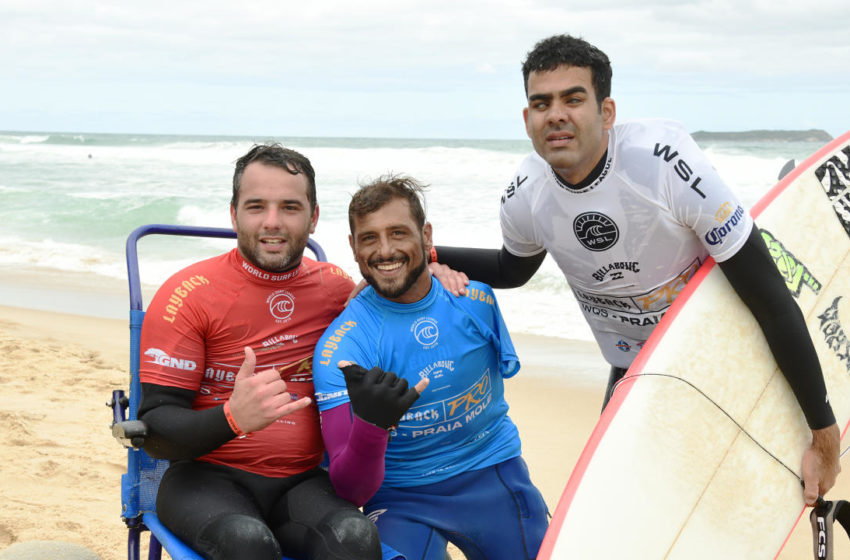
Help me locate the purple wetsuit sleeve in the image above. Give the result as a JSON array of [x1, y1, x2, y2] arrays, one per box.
[[321, 403, 389, 507]]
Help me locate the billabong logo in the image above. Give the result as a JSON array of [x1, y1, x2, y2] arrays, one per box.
[[267, 290, 295, 321], [412, 317, 439, 348], [760, 229, 821, 298], [574, 212, 618, 251], [144, 348, 197, 371], [704, 205, 745, 246], [815, 144, 850, 238], [818, 296, 850, 372]]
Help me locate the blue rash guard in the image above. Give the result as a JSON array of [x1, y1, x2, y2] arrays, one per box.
[[313, 279, 522, 488]]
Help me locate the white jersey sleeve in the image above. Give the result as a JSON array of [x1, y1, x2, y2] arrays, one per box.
[[648, 120, 752, 262], [499, 153, 548, 257]]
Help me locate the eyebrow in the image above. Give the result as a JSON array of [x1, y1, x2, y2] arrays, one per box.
[[528, 85, 588, 103], [242, 197, 304, 206]]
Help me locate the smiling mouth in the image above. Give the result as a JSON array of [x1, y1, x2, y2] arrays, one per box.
[[260, 238, 286, 248], [372, 259, 405, 274]]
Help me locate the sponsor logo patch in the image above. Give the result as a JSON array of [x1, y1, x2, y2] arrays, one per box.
[[144, 348, 197, 371], [704, 204, 746, 246], [760, 229, 821, 298]]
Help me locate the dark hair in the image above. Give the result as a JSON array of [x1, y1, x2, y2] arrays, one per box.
[[348, 174, 427, 234], [232, 143, 317, 210], [522, 34, 612, 107]]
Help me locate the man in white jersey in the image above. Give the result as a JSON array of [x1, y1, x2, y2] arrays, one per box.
[[430, 34, 840, 506]]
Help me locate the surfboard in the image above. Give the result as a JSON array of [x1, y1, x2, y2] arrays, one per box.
[[538, 131, 850, 559]]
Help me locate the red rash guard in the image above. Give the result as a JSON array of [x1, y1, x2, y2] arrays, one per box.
[[140, 248, 354, 477]]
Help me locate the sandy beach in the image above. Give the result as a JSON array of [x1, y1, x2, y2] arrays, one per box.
[[0, 290, 847, 559]]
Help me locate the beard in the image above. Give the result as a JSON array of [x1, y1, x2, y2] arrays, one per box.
[[236, 230, 310, 273], [361, 247, 428, 300]]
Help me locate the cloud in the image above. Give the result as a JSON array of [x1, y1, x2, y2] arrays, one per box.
[[1, 0, 847, 137]]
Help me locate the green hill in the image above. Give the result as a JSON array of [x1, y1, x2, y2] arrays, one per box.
[[691, 129, 832, 142]]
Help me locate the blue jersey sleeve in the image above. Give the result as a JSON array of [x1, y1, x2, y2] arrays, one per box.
[[461, 282, 520, 378], [312, 305, 378, 412]]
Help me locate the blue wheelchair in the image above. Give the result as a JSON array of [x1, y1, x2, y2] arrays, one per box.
[[108, 224, 401, 560]]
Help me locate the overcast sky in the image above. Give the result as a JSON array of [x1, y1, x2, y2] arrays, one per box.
[[2, 0, 848, 139]]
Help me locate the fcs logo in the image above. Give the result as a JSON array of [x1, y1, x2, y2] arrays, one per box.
[[144, 348, 197, 371], [412, 317, 439, 348], [267, 290, 295, 321]]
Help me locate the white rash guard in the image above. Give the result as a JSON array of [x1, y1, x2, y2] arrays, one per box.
[[500, 119, 753, 368]]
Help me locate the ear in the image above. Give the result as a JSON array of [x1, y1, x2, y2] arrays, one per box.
[[601, 97, 616, 130], [522, 107, 532, 139], [423, 222, 433, 250], [230, 204, 237, 232], [309, 204, 319, 234]]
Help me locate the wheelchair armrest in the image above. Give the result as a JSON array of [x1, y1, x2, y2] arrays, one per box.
[[112, 420, 148, 449]]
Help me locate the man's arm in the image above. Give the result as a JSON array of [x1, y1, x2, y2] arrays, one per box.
[[139, 383, 235, 460], [718, 225, 840, 503], [140, 347, 312, 461], [321, 404, 389, 507], [320, 363, 427, 506], [434, 245, 546, 288]]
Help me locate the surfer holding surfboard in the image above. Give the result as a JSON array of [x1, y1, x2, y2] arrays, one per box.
[[430, 33, 840, 506]]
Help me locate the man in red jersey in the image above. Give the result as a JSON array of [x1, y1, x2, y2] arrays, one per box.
[[138, 144, 382, 560]]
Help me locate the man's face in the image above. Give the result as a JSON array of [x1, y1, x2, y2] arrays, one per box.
[[349, 197, 432, 304], [523, 65, 615, 184], [230, 162, 318, 273]]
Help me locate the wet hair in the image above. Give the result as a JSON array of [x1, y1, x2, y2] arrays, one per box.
[[348, 174, 427, 234], [521, 34, 612, 107], [231, 143, 317, 210]]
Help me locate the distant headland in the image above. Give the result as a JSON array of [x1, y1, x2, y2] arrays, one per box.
[[691, 129, 832, 142]]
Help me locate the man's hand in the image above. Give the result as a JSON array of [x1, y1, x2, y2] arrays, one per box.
[[428, 262, 468, 296], [802, 423, 841, 506], [344, 279, 368, 307], [339, 361, 428, 430], [227, 347, 312, 433]]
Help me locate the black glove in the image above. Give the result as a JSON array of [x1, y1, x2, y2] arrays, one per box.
[[341, 364, 422, 430]]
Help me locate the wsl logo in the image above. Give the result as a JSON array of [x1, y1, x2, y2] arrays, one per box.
[[267, 290, 295, 322], [574, 212, 619, 251], [412, 317, 439, 349]]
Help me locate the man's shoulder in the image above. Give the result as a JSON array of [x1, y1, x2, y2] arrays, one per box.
[[613, 118, 692, 150], [154, 251, 230, 293], [300, 258, 356, 293], [303, 257, 353, 279], [501, 152, 550, 208]]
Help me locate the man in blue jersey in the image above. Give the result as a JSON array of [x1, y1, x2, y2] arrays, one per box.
[[312, 175, 548, 560]]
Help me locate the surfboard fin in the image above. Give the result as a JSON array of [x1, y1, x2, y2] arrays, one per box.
[[778, 159, 796, 180], [810, 498, 850, 559]]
